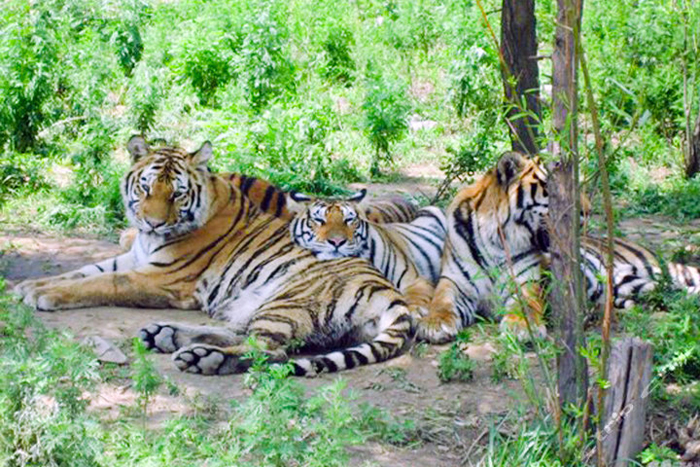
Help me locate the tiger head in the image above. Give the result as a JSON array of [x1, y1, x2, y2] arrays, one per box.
[[455, 151, 551, 253], [288, 190, 368, 260], [122, 135, 213, 237], [458, 151, 591, 254]]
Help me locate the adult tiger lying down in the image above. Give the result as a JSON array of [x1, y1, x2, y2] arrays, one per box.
[[15, 136, 415, 376], [418, 151, 700, 344]]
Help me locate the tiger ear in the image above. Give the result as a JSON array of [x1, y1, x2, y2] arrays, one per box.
[[347, 188, 367, 203], [127, 135, 150, 162], [287, 191, 313, 214], [189, 141, 213, 168], [496, 151, 526, 188]]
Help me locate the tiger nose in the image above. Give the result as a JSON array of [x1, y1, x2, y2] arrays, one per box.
[[144, 217, 166, 229], [327, 237, 346, 248]]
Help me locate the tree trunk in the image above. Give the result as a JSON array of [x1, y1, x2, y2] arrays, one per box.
[[686, 110, 700, 178], [550, 0, 588, 410], [501, 0, 541, 155]]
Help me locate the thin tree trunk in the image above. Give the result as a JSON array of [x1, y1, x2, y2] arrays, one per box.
[[550, 0, 588, 411], [687, 110, 700, 178], [501, 0, 541, 155]]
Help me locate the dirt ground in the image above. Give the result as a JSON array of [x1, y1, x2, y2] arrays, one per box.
[[2, 210, 700, 466]]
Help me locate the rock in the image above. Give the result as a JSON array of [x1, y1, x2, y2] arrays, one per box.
[[83, 336, 128, 364], [459, 342, 497, 362]]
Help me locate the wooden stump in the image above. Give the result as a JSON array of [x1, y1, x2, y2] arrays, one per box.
[[602, 337, 653, 466]]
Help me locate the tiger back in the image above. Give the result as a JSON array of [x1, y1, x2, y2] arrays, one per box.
[[289, 191, 447, 313], [16, 136, 415, 376]]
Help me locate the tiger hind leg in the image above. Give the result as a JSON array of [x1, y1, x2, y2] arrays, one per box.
[[140, 323, 244, 353], [172, 302, 314, 375], [172, 298, 414, 377]]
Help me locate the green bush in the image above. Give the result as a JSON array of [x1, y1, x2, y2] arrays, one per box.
[[239, 0, 296, 111], [321, 25, 355, 85], [0, 152, 48, 202], [183, 45, 234, 106], [0, 282, 102, 467], [0, 1, 60, 152], [58, 123, 125, 229], [362, 73, 410, 177]]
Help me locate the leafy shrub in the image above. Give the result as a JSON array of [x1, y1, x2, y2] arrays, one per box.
[[0, 2, 60, 152], [183, 45, 234, 106], [0, 283, 102, 466], [437, 332, 475, 383], [128, 65, 167, 135], [0, 152, 48, 202], [233, 101, 359, 195], [449, 43, 500, 119], [238, 0, 296, 111], [58, 123, 125, 228], [621, 284, 700, 383], [362, 73, 410, 177], [321, 25, 355, 85], [113, 22, 144, 77]]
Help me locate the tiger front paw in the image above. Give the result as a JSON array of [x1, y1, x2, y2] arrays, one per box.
[[19, 285, 66, 311], [499, 314, 547, 341], [417, 312, 460, 344], [173, 344, 252, 375]]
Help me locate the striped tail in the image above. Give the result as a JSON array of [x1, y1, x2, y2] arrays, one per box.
[[668, 262, 700, 294], [291, 312, 415, 376]]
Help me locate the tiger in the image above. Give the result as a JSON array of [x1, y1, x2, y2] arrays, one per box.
[[417, 151, 700, 344], [287, 191, 447, 314], [118, 176, 417, 250], [15, 136, 415, 376]]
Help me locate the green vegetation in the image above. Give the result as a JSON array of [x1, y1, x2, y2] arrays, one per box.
[[1, 0, 696, 232]]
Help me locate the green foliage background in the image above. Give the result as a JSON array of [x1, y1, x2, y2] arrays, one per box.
[[0, 0, 697, 233]]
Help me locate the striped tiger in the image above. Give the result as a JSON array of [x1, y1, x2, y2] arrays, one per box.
[[118, 177, 416, 250], [418, 151, 700, 344], [16, 136, 414, 376], [418, 152, 550, 343], [288, 191, 447, 313], [579, 236, 700, 307]]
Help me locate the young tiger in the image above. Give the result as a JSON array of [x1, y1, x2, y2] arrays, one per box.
[[288, 191, 447, 313], [16, 136, 414, 376], [418, 151, 700, 344]]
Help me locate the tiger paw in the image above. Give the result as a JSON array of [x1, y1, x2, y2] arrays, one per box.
[[20, 287, 63, 311], [499, 315, 547, 341], [14, 278, 41, 298], [139, 323, 182, 353], [173, 344, 252, 375], [416, 313, 460, 344]]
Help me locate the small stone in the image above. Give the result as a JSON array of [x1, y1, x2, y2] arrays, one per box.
[[83, 336, 127, 364], [462, 342, 497, 362]]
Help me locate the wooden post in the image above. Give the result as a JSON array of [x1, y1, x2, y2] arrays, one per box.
[[602, 338, 653, 466]]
